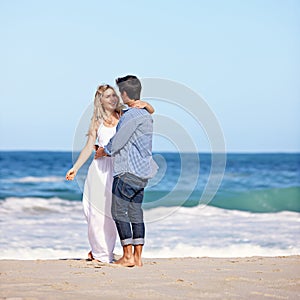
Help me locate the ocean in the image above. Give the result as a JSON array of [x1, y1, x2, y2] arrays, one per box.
[[0, 151, 299, 259]]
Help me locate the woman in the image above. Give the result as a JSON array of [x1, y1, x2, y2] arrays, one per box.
[[66, 84, 154, 263]]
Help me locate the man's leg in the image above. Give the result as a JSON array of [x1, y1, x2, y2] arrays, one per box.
[[133, 244, 143, 267], [128, 188, 145, 267], [111, 176, 136, 267]]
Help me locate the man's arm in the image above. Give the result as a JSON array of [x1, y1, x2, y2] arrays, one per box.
[[104, 111, 142, 156]]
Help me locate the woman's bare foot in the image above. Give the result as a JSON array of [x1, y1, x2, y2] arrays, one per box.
[[87, 251, 94, 261], [87, 251, 102, 263], [114, 255, 135, 267]]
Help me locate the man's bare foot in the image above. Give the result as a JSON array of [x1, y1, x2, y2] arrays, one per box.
[[134, 259, 143, 267], [134, 255, 143, 267], [133, 245, 143, 267], [114, 255, 135, 267]]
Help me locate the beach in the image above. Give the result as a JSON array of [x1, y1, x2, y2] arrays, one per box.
[[1, 256, 299, 299], [1, 153, 299, 299]]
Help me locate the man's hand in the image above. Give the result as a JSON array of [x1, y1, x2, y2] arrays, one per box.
[[94, 147, 107, 159]]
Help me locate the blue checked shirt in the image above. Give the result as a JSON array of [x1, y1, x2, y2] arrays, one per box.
[[104, 107, 158, 179]]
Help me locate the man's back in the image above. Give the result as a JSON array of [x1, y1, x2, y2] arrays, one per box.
[[110, 107, 156, 179]]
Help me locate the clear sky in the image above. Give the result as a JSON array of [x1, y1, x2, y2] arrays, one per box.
[[1, 0, 299, 152]]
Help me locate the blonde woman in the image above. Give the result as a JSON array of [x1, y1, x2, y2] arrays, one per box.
[[66, 84, 154, 263]]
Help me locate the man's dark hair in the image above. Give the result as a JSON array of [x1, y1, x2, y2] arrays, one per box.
[[115, 75, 141, 100]]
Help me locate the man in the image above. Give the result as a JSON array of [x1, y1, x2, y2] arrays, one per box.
[[97, 75, 157, 267]]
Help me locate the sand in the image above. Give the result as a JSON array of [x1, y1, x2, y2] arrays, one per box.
[[1, 256, 299, 299]]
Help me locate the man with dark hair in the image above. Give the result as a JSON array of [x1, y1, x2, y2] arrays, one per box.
[[98, 75, 157, 267], [116, 75, 142, 100]]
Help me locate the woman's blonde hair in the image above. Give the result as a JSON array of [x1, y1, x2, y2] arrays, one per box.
[[88, 84, 124, 135]]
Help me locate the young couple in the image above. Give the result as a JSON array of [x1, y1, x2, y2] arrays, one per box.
[[66, 75, 157, 267]]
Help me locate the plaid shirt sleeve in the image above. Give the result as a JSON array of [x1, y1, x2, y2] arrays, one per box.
[[104, 109, 140, 156]]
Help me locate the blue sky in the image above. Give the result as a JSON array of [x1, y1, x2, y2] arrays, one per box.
[[1, 0, 299, 152]]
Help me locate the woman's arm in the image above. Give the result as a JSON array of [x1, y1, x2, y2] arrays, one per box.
[[65, 130, 97, 180], [131, 100, 155, 114]]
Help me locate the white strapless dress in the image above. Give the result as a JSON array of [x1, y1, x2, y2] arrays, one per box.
[[82, 123, 117, 263]]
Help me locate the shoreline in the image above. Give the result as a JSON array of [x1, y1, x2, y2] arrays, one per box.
[[1, 256, 299, 299]]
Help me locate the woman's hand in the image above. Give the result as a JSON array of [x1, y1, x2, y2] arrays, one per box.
[[131, 100, 155, 114], [66, 167, 77, 181], [131, 100, 147, 109]]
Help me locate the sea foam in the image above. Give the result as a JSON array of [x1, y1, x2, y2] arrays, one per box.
[[0, 197, 299, 259]]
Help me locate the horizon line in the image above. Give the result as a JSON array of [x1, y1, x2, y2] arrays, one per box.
[[0, 149, 299, 154]]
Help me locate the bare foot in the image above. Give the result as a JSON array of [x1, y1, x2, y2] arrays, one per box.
[[87, 251, 94, 261], [114, 256, 135, 267], [87, 251, 103, 263], [134, 255, 143, 267]]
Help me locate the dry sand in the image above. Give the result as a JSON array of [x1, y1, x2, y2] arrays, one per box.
[[1, 256, 299, 299]]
